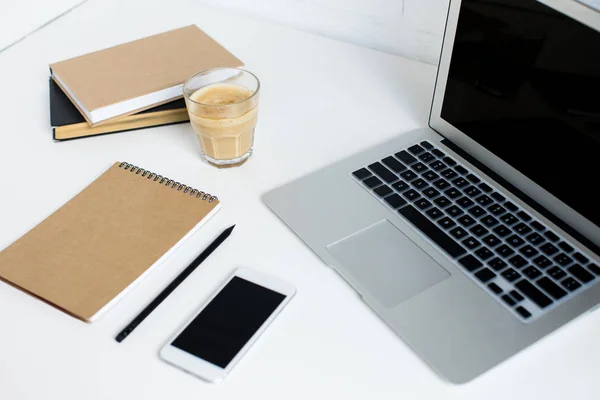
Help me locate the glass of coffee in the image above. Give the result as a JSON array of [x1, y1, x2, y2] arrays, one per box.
[[183, 68, 260, 168]]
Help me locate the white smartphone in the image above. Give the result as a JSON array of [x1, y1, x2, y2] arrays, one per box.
[[159, 267, 295, 382]]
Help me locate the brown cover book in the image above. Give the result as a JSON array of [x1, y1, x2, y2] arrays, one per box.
[[50, 25, 243, 126], [0, 162, 221, 321]]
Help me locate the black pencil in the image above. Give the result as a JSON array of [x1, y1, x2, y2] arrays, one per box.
[[115, 225, 235, 342]]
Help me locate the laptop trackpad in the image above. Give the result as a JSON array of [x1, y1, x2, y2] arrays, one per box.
[[326, 220, 450, 308]]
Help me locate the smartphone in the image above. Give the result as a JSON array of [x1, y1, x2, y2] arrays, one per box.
[[159, 268, 295, 382]]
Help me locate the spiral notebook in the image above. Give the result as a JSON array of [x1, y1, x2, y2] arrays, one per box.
[[0, 162, 221, 322]]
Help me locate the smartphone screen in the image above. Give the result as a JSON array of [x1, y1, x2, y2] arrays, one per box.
[[170, 276, 286, 369]]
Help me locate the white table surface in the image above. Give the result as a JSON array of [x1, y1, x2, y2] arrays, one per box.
[[0, 0, 598, 398]]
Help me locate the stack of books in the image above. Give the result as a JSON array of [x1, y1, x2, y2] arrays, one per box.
[[49, 25, 243, 141]]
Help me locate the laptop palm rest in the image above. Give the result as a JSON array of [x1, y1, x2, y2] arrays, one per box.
[[326, 220, 450, 308]]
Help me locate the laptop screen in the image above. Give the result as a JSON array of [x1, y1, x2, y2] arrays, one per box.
[[440, 0, 600, 228]]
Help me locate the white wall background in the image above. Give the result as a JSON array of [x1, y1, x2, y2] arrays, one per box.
[[0, 0, 450, 64]]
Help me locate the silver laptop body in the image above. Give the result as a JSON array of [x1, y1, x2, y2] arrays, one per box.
[[263, 0, 600, 383]]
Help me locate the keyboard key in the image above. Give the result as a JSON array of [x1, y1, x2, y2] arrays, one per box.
[[432, 149, 445, 158], [455, 165, 468, 175], [422, 187, 440, 198], [537, 277, 567, 300], [400, 170, 418, 181], [519, 245, 539, 258], [399, 205, 466, 258], [523, 265, 542, 279], [363, 176, 383, 188], [457, 197, 475, 209], [452, 177, 469, 188], [475, 268, 496, 283], [530, 221, 545, 231], [434, 196, 451, 208], [353, 168, 371, 180], [500, 213, 518, 226], [441, 169, 458, 179], [414, 198, 432, 210], [558, 242, 574, 253], [374, 185, 393, 198], [548, 266, 567, 281], [468, 206, 486, 218], [491, 192, 506, 202], [459, 254, 483, 271], [464, 186, 482, 198], [502, 268, 521, 282], [475, 247, 494, 261], [412, 178, 428, 190], [418, 152, 435, 163], [479, 183, 493, 193], [504, 201, 518, 212], [411, 162, 428, 173], [368, 162, 398, 183], [396, 150, 417, 164], [516, 211, 532, 221], [433, 179, 450, 190], [470, 224, 489, 237], [420, 141, 434, 150], [568, 264, 595, 283], [573, 252, 589, 264], [438, 217, 456, 229], [443, 157, 457, 166], [488, 282, 503, 294], [542, 231, 559, 243], [429, 160, 446, 171], [481, 215, 499, 228], [457, 215, 476, 227], [487, 204, 506, 216], [408, 144, 425, 155], [533, 255, 552, 269], [509, 255, 528, 269], [516, 306, 532, 319], [540, 242, 559, 256], [510, 290, 524, 302], [513, 222, 532, 235], [489, 257, 508, 271], [496, 244, 515, 257], [444, 188, 462, 199], [515, 280, 553, 308], [506, 235, 525, 248], [382, 156, 407, 173], [384, 194, 408, 209], [403, 189, 420, 201], [492, 224, 511, 237], [476, 194, 493, 207], [446, 205, 463, 218], [588, 263, 600, 275], [422, 171, 439, 182], [462, 237, 481, 250], [526, 232, 545, 245], [426, 207, 444, 220], [483, 234, 501, 247], [554, 253, 573, 266], [466, 174, 480, 183], [561, 277, 581, 292], [449, 226, 469, 239], [502, 294, 516, 306], [393, 180, 410, 192]]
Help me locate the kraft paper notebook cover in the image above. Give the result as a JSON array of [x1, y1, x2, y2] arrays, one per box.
[[49, 79, 189, 141], [0, 162, 221, 322], [49, 25, 243, 126]]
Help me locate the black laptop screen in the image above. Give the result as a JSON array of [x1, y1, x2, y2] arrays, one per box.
[[441, 0, 600, 228]]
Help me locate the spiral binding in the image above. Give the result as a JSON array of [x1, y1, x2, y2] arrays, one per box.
[[118, 162, 217, 203]]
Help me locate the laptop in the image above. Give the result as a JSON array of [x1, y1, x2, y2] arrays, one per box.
[[263, 0, 600, 383]]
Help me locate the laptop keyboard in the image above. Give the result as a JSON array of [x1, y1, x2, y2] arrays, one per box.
[[352, 141, 600, 322]]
